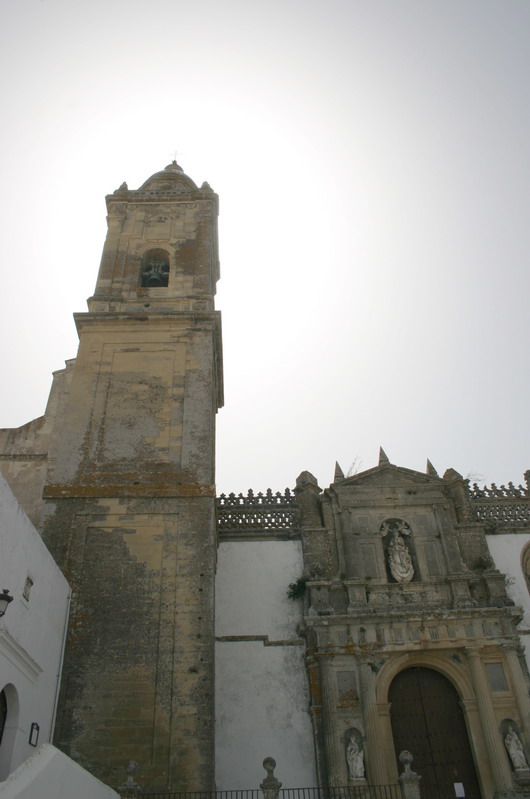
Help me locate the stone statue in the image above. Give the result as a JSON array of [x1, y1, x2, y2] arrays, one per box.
[[388, 530, 414, 583], [505, 727, 529, 771], [346, 734, 365, 780]]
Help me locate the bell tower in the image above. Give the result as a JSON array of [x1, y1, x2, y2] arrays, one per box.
[[42, 163, 223, 790]]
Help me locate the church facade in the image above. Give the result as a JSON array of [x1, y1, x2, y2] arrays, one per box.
[[1, 163, 530, 799]]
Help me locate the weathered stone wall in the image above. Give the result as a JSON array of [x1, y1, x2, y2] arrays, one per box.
[[35, 164, 223, 792], [0, 361, 75, 527], [44, 494, 216, 790]]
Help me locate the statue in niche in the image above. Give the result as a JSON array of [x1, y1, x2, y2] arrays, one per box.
[[505, 727, 529, 771], [346, 732, 365, 780], [381, 520, 414, 583]]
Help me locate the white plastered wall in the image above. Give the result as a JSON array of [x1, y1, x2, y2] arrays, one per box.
[[0, 744, 118, 799], [0, 476, 70, 779], [215, 540, 317, 789]]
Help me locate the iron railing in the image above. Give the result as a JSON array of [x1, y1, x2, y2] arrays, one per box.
[[141, 786, 404, 799]]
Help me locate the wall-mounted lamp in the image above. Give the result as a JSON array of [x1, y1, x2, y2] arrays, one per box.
[[29, 723, 40, 747], [0, 590, 13, 617]]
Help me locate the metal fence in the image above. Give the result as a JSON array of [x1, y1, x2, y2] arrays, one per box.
[[141, 786, 404, 799]]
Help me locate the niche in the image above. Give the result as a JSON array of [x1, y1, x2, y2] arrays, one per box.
[[140, 249, 170, 287]]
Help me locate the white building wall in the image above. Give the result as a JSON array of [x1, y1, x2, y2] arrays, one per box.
[[0, 744, 118, 799], [0, 476, 70, 779], [486, 532, 530, 665], [215, 540, 316, 789]]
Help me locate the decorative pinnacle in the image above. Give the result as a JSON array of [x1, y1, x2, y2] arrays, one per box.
[[426, 459, 439, 477], [334, 461, 345, 481], [379, 447, 390, 466]]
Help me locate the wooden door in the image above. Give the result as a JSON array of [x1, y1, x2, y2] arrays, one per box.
[[389, 667, 482, 799]]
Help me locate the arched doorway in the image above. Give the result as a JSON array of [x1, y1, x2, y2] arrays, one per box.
[[389, 667, 482, 799]]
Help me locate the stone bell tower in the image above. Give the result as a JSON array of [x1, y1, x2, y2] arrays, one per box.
[[41, 163, 223, 790]]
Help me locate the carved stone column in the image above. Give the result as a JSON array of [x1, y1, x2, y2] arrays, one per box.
[[433, 503, 466, 572], [443, 469, 473, 522], [359, 659, 387, 785], [466, 648, 513, 791], [505, 646, 530, 741], [306, 654, 327, 788], [319, 657, 343, 786]]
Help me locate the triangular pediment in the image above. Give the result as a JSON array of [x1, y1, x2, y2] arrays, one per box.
[[336, 463, 442, 489]]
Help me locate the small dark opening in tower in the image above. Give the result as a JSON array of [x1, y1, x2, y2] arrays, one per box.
[[140, 249, 170, 287]]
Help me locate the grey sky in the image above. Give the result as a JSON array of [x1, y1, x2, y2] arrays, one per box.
[[1, 0, 529, 494]]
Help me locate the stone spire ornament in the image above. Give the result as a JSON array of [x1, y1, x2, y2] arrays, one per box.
[[334, 461, 345, 481], [426, 459, 439, 477], [379, 447, 390, 466]]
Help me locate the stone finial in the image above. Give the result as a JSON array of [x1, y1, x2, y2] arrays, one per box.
[[294, 471, 323, 527], [443, 468, 464, 482], [334, 461, 345, 481], [295, 471, 320, 492], [398, 751, 421, 799], [399, 750, 416, 776], [117, 761, 142, 798], [379, 447, 390, 466], [442, 468, 472, 522], [260, 757, 282, 799], [114, 181, 128, 194], [426, 459, 439, 477]]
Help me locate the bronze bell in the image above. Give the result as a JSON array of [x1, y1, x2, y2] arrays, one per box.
[[145, 273, 165, 287], [141, 259, 169, 287]]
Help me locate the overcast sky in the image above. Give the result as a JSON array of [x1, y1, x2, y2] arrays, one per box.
[[1, 0, 529, 495]]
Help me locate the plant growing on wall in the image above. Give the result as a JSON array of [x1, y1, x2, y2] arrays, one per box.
[[287, 577, 307, 600]]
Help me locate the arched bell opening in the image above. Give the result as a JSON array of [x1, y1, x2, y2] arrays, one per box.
[[140, 248, 170, 287], [389, 667, 482, 799]]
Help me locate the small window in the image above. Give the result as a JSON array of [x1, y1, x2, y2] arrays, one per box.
[[140, 249, 170, 287], [23, 577, 33, 602]]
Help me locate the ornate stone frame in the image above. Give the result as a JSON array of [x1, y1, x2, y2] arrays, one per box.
[[374, 653, 491, 795]]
